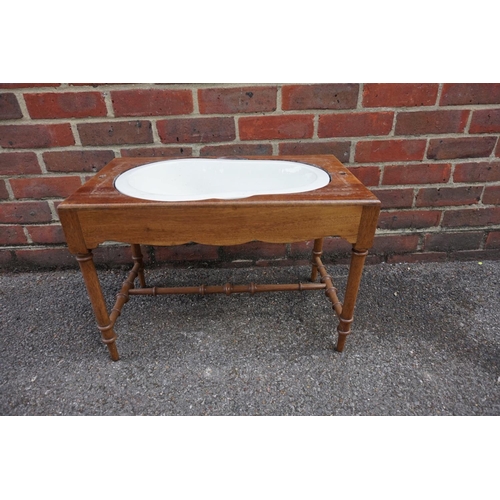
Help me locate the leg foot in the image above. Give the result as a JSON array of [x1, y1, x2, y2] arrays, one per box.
[[336, 333, 348, 352]]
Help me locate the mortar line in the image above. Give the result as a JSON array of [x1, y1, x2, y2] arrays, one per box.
[[151, 119, 162, 145], [22, 226, 33, 244], [70, 122, 82, 147], [276, 85, 283, 112], [103, 90, 114, 117], [357, 83, 364, 109], [435, 83, 444, 106], [491, 136, 500, 159], [479, 185, 487, 206], [47, 200, 59, 222], [313, 114, 319, 139], [234, 116, 240, 142], [4, 179, 15, 200], [192, 87, 200, 115], [35, 151, 48, 174], [464, 107, 474, 134], [15, 92, 30, 120], [349, 140, 356, 163]]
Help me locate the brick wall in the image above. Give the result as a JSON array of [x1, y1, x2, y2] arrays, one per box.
[[1, 83, 499, 270]]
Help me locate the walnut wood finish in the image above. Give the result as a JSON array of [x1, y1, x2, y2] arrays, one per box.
[[58, 155, 380, 360]]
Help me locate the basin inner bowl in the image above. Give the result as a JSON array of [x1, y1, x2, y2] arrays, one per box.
[[114, 158, 331, 202]]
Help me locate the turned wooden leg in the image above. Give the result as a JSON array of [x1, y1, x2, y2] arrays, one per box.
[[310, 238, 324, 282], [76, 252, 120, 361], [131, 244, 146, 287], [336, 246, 369, 352]]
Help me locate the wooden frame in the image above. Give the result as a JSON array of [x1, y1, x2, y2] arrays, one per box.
[[58, 155, 380, 361]]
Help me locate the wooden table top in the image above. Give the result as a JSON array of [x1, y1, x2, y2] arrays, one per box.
[[59, 155, 380, 209]]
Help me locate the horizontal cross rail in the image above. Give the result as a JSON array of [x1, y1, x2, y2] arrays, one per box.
[[128, 282, 327, 296], [108, 255, 342, 333]]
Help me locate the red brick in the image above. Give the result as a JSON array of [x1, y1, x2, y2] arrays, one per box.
[[282, 84, 359, 110], [355, 139, 426, 162], [485, 231, 500, 249], [372, 188, 414, 208], [388, 252, 447, 264], [221, 242, 286, 260], [362, 255, 384, 265], [99, 245, 149, 266], [0, 152, 41, 175], [416, 186, 482, 207], [363, 84, 439, 107], [27, 225, 66, 244], [200, 144, 273, 156], [378, 210, 441, 230], [427, 137, 497, 160], [154, 244, 219, 262], [382, 163, 451, 185], [496, 140, 500, 157], [424, 231, 483, 252], [0, 93, 22, 119], [43, 150, 115, 173], [0, 124, 74, 148], [0, 225, 27, 245], [454, 161, 500, 183], [10, 176, 81, 199], [0, 83, 60, 89], [0, 180, 8, 199], [442, 207, 500, 227], [15, 248, 76, 269], [157, 117, 235, 143], [440, 84, 500, 105], [289, 237, 352, 258], [121, 147, 192, 157], [372, 234, 420, 254], [239, 115, 314, 140], [448, 249, 500, 262], [469, 109, 500, 134], [0, 202, 52, 223], [318, 112, 393, 137], [482, 185, 500, 205], [278, 141, 351, 163], [321, 236, 356, 253], [256, 258, 320, 268], [78, 121, 153, 146], [111, 89, 193, 117], [395, 110, 469, 135], [347, 166, 380, 186], [0, 249, 15, 267], [92, 245, 137, 266], [24, 92, 107, 119], [198, 87, 276, 114]]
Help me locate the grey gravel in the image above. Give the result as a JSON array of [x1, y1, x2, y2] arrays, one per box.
[[1, 260, 499, 415]]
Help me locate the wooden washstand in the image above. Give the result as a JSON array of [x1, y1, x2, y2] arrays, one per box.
[[58, 155, 380, 361]]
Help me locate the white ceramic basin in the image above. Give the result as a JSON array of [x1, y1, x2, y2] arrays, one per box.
[[114, 158, 330, 201]]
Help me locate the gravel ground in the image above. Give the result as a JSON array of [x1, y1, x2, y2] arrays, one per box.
[[1, 260, 499, 415]]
